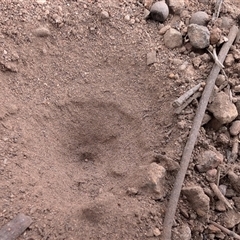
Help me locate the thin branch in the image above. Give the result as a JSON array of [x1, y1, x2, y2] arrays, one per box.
[[173, 83, 202, 108], [161, 25, 239, 240], [213, 0, 224, 20], [175, 92, 202, 114], [209, 182, 233, 209], [209, 221, 240, 239]]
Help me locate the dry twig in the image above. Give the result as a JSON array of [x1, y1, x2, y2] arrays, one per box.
[[209, 221, 240, 239], [173, 83, 202, 108], [209, 182, 233, 209], [161, 25, 239, 240], [175, 92, 202, 114]]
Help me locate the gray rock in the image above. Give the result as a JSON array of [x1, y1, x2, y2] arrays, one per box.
[[147, 51, 157, 65], [230, 120, 240, 136], [190, 11, 209, 26], [188, 24, 210, 49], [150, 1, 169, 23], [172, 224, 191, 240], [196, 150, 223, 173], [164, 28, 183, 49], [182, 186, 210, 217], [221, 210, 240, 228], [224, 54, 235, 67], [34, 26, 51, 37], [208, 91, 238, 124], [168, 0, 185, 14], [100, 10, 109, 19], [215, 74, 226, 87]]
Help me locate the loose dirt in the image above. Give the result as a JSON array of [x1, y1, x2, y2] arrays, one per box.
[[0, 0, 240, 239]]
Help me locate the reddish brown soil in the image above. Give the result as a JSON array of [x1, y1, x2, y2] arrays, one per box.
[[0, 0, 240, 239]]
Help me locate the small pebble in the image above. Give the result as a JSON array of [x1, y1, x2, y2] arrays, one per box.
[[210, 27, 222, 45], [34, 26, 51, 37], [100, 10, 109, 19], [124, 14, 130, 21], [153, 228, 161, 237], [229, 120, 240, 136]]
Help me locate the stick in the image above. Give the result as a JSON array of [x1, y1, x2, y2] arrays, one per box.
[[175, 92, 202, 114], [0, 213, 33, 240], [209, 182, 233, 209], [173, 83, 202, 108], [161, 25, 239, 240], [209, 221, 240, 239], [213, 0, 224, 20]]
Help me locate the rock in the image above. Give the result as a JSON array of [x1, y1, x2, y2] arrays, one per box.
[[100, 10, 109, 19], [202, 113, 212, 125], [124, 14, 130, 21], [143, 9, 150, 19], [172, 224, 191, 240], [149, 1, 169, 23], [236, 100, 240, 120], [34, 26, 51, 37], [215, 200, 226, 212], [36, 0, 46, 3], [233, 197, 240, 210], [219, 185, 227, 196], [130, 163, 166, 199], [164, 28, 183, 49], [210, 27, 222, 45], [233, 85, 240, 93], [192, 56, 202, 68], [144, 0, 154, 9], [188, 24, 210, 49], [215, 74, 226, 87], [206, 169, 217, 182], [208, 91, 238, 124], [190, 11, 209, 26], [159, 25, 171, 35], [168, 0, 185, 14], [217, 133, 229, 145], [147, 51, 157, 65], [196, 150, 223, 173], [147, 163, 166, 193], [224, 54, 235, 67], [228, 170, 240, 193], [153, 228, 161, 237], [182, 186, 210, 217], [230, 120, 240, 136], [127, 187, 138, 195], [221, 210, 240, 228]]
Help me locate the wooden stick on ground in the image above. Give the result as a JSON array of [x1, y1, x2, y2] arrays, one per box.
[[209, 182, 233, 209], [175, 92, 202, 114], [161, 25, 239, 240], [173, 83, 202, 108], [0, 213, 33, 240], [209, 221, 240, 239]]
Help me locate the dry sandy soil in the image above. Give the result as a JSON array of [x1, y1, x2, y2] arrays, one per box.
[[0, 0, 240, 239]]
